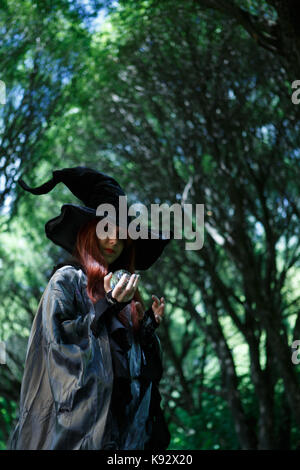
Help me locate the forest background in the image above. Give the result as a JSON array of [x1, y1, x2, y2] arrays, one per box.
[[1, 0, 300, 450]]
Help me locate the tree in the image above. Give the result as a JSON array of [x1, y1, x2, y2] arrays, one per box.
[[192, 0, 300, 80], [1, 0, 300, 449], [74, 0, 300, 448], [0, 0, 103, 211]]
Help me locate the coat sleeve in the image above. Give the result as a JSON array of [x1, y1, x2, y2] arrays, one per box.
[[139, 308, 162, 353], [138, 307, 163, 385], [90, 293, 131, 337], [42, 267, 113, 419]]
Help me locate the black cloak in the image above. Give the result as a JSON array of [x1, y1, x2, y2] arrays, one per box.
[[8, 264, 170, 450]]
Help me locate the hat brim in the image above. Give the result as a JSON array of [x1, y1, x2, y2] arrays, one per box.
[[45, 204, 172, 270]]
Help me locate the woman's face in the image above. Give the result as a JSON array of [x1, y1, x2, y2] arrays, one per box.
[[97, 225, 124, 265]]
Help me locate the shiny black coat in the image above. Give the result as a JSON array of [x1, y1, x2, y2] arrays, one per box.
[[8, 265, 170, 450]]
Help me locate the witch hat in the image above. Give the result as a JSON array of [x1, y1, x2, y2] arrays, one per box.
[[18, 166, 172, 270]]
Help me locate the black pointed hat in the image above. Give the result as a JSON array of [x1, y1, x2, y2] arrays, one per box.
[[18, 166, 172, 270]]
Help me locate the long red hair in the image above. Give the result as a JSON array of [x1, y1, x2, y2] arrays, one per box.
[[72, 217, 145, 332]]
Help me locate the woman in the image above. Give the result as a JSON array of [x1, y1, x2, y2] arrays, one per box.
[[8, 166, 171, 450]]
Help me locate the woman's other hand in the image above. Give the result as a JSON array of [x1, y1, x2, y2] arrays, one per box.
[[151, 295, 165, 325]]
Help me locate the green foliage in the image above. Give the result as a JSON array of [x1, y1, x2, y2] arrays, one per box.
[[1, 0, 300, 450]]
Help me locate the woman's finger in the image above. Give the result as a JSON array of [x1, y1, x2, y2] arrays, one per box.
[[133, 274, 140, 288], [112, 274, 129, 298], [152, 294, 160, 304], [124, 273, 134, 290], [104, 272, 113, 292], [156, 304, 164, 316], [116, 273, 128, 285], [122, 274, 139, 300], [126, 273, 138, 291]]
